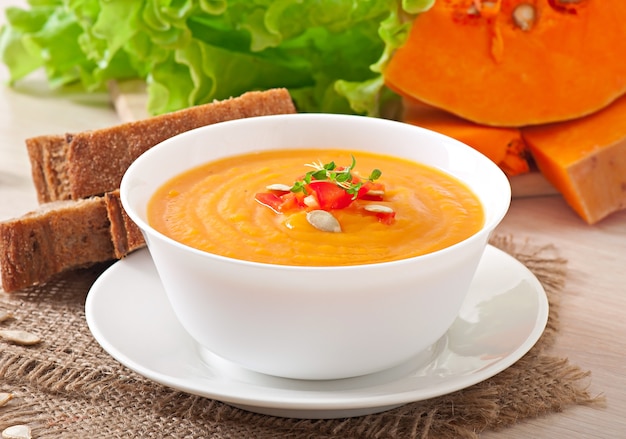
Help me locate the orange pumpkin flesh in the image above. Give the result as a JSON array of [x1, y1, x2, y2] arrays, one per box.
[[384, 0, 626, 127], [402, 96, 530, 176], [522, 93, 626, 224]]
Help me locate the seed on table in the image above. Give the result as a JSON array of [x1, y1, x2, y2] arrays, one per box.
[[0, 393, 13, 408], [1, 425, 32, 439], [0, 330, 41, 346], [0, 310, 13, 323]]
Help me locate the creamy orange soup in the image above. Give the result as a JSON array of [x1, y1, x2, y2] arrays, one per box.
[[147, 149, 484, 266]]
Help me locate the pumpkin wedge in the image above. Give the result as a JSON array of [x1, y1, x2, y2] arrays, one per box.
[[385, 0, 626, 127], [403, 97, 529, 176], [522, 93, 626, 224]]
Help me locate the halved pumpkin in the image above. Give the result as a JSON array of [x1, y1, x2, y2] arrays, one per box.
[[385, 0, 626, 127]]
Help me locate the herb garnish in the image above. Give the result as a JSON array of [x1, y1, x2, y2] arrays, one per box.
[[255, 156, 395, 226], [290, 156, 382, 199]]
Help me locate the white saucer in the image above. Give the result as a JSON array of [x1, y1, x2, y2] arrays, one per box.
[[85, 245, 548, 419]]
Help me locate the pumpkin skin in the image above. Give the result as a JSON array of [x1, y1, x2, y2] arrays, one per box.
[[384, 0, 626, 127], [521, 93, 626, 224]]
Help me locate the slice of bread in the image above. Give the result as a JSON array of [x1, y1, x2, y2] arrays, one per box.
[[0, 194, 127, 292], [26, 88, 297, 203], [0, 188, 148, 292], [2, 88, 297, 292]]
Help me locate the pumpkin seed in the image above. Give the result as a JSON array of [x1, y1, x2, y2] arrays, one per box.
[[306, 210, 342, 233], [364, 204, 394, 214], [481, 1, 497, 9], [366, 189, 385, 197], [0, 310, 13, 323], [265, 183, 291, 192], [512, 4, 536, 31], [1, 425, 31, 439], [0, 330, 41, 346], [467, 4, 479, 15], [303, 195, 317, 207], [0, 393, 13, 408]]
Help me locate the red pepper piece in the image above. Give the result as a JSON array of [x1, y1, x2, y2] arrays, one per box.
[[279, 192, 306, 211], [307, 181, 354, 210], [376, 211, 396, 225], [254, 192, 283, 213], [358, 181, 385, 201]]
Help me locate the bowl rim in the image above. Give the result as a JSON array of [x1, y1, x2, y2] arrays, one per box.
[[120, 113, 511, 270]]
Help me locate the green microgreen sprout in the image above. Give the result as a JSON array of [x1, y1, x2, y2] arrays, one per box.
[[290, 156, 382, 199]]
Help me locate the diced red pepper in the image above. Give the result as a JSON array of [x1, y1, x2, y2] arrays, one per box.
[[376, 211, 396, 225], [255, 191, 307, 213], [279, 192, 306, 211], [255, 163, 394, 226], [359, 182, 385, 200], [255, 192, 283, 213], [307, 181, 354, 210]]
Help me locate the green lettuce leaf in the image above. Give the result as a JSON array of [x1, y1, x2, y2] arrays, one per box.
[[0, 0, 433, 116]]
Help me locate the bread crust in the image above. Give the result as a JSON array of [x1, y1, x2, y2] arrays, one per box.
[[0, 192, 149, 292], [27, 88, 296, 202], [0, 198, 115, 292], [104, 190, 145, 259], [25, 134, 70, 203], [2, 88, 296, 292]]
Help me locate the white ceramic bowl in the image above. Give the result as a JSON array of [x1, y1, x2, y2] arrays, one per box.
[[120, 113, 511, 380]]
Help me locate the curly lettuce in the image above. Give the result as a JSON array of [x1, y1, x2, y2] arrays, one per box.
[[0, 0, 433, 116]]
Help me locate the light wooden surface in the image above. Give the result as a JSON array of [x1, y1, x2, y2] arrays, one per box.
[[1, 4, 625, 437]]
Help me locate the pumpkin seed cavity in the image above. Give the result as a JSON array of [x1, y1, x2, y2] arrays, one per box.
[[513, 4, 536, 31]]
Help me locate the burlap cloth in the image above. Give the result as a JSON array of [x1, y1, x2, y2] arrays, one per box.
[[0, 236, 603, 438]]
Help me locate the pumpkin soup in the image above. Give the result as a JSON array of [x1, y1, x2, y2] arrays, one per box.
[[147, 149, 484, 266]]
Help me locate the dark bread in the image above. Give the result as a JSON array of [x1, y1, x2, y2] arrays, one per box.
[[26, 88, 296, 203], [0, 197, 116, 292], [104, 190, 145, 259], [2, 89, 297, 292]]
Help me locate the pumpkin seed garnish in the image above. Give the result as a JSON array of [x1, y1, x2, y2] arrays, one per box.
[[364, 204, 395, 214], [265, 183, 292, 192], [306, 210, 342, 233]]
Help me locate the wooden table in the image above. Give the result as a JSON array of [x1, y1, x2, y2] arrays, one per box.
[[1, 6, 625, 438]]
